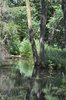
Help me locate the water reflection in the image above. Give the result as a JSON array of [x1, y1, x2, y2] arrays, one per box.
[[13, 59, 34, 77], [0, 59, 66, 100]]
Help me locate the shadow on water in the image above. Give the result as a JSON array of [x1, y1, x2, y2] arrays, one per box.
[[0, 58, 66, 100]]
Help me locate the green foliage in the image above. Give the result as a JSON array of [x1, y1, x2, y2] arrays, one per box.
[[19, 39, 66, 68], [9, 38, 20, 54], [0, 0, 66, 69], [45, 44, 66, 68], [15, 59, 33, 77], [19, 39, 32, 55], [0, 1, 66, 100], [35, 39, 40, 54], [3, 21, 20, 54], [46, 4, 63, 46], [47, 5, 63, 31], [8, 6, 28, 40], [19, 39, 40, 56], [3, 21, 19, 35]]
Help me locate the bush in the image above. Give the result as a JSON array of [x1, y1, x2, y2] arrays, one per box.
[[19, 39, 40, 56], [19, 39, 32, 56], [15, 39, 66, 68], [8, 37, 20, 55], [45, 44, 66, 68]]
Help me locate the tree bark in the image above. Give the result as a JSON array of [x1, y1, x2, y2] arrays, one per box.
[[0, 1, 3, 40], [40, 0, 47, 67], [62, 0, 66, 47], [26, 0, 39, 67]]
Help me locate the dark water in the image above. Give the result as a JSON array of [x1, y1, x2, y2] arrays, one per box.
[[0, 59, 66, 100]]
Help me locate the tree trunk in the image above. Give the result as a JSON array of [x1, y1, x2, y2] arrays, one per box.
[[62, 0, 66, 47], [40, 0, 47, 67], [0, 1, 3, 39], [26, 0, 39, 67]]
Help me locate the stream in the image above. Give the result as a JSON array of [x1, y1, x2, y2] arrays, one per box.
[[0, 58, 66, 100]]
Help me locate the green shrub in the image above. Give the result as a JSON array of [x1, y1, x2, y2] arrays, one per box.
[[45, 44, 66, 68], [19, 39, 40, 56], [9, 42, 20, 55], [19, 39, 32, 55], [9, 38, 20, 55], [13, 39, 66, 68]]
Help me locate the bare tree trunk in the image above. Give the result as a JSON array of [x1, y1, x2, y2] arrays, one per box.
[[62, 0, 66, 47], [40, 0, 47, 67], [26, 0, 39, 67]]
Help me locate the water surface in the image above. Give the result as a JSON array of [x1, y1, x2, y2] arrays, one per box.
[[0, 58, 66, 100]]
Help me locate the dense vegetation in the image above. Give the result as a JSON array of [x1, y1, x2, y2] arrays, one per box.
[[0, 0, 66, 100], [0, 0, 66, 69]]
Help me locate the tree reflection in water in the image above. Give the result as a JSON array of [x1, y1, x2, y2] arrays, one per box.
[[0, 59, 66, 100]]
